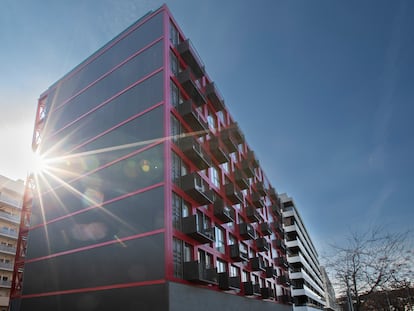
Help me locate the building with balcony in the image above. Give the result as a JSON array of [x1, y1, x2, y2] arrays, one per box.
[[320, 267, 340, 311], [281, 194, 326, 311], [0, 175, 24, 311], [10, 5, 292, 311]]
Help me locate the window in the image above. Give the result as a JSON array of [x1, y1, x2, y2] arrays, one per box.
[[215, 226, 225, 253], [172, 192, 190, 230], [170, 22, 179, 46], [221, 162, 229, 174], [242, 270, 249, 282], [171, 151, 188, 184], [173, 238, 183, 278], [170, 52, 179, 76], [228, 234, 236, 245], [207, 114, 216, 131], [210, 166, 220, 188], [198, 249, 213, 269], [230, 265, 239, 277], [217, 259, 226, 273], [170, 82, 180, 108]]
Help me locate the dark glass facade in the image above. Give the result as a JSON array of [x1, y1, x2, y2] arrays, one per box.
[[11, 4, 292, 311]]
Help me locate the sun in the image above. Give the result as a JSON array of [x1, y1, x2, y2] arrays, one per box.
[[28, 151, 47, 175]]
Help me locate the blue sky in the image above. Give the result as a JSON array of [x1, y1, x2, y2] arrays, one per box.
[[1, 0, 413, 253]]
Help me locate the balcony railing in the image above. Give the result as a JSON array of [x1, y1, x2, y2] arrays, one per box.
[[0, 210, 20, 224], [261, 287, 275, 299], [277, 275, 290, 286], [0, 244, 16, 254], [0, 194, 22, 208], [278, 294, 292, 304], [180, 173, 213, 205], [275, 256, 289, 268], [0, 280, 11, 288], [0, 262, 14, 271], [213, 200, 235, 223], [229, 243, 249, 262], [225, 183, 243, 205], [251, 193, 265, 209], [264, 266, 276, 278], [234, 170, 249, 190], [176, 39, 205, 79], [220, 128, 239, 153], [260, 222, 272, 236], [183, 261, 217, 284], [245, 206, 261, 223], [205, 82, 225, 111], [254, 182, 266, 196], [229, 122, 244, 144], [268, 187, 278, 201], [272, 221, 283, 235], [178, 135, 211, 170], [250, 257, 265, 271], [218, 272, 241, 290], [274, 239, 286, 251], [182, 214, 215, 244], [176, 100, 208, 133], [238, 222, 255, 240], [271, 203, 282, 218], [240, 159, 255, 178], [209, 136, 229, 164], [256, 237, 270, 252], [177, 68, 207, 107], [0, 229, 18, 239]]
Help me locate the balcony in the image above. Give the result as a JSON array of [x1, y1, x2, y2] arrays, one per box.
[[250, 256, 265, 271], [245, 150, 259, 168], [264, 266, 276, 278], [0, 228, 18, 239], [234, 170, 249, 190], [205, 82, 225, 111], [275, 256, 289, 268], [0, 262, 14, 271], [260, 222, 272, 236], [176, 39, 205, 79], [0, 244, 16, 255], [278, 295, 292, 304], [245, 206, 261, 223], [230, 122, 245, 144], [209, 136, 229, 164], [218, 272, 241, 290], [177, 68, 207, 107], [254, 182, 266, 196], [220, 128, 238, 153], [256, 237, 270, 252], [272, 222, 283, 235], [0, 280, 11, 288], [261, 287, 275, 299], [243, 281, 260, 296], [183, 261, 217, 284], [225, 183, 243, 205], [213, 199, 235, 223], [176, 100, 208, 133], [251, 193, 265, 209], [240, 159, 255, 178], [238, 222, 255, 240], [180, 173, 213, 205], [277, 275, 290, 286], [0, 210, 20, 224], [178, 135, 211, 170], [182, 214, 215, 244], [268, 187, 278, 201], [229, 243, 249, 262], [274, 239, 286, 251], [271, 203, 282, 218]]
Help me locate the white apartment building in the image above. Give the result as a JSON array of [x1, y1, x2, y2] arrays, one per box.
[[281, 194, 326, 311], [0, 176, 24, 311]]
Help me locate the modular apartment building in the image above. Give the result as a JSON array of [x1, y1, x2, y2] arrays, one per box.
[[281, 194, 326, 311], [10, 5, 293, 311], [0, 176, 24, 311]]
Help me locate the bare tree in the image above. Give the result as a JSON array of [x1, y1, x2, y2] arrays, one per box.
[[324, 227, 413, 311]]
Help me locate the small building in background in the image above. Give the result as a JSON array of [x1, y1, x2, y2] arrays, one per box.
[[0, 175, 24, 311], [281, 193, 327, 311]]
